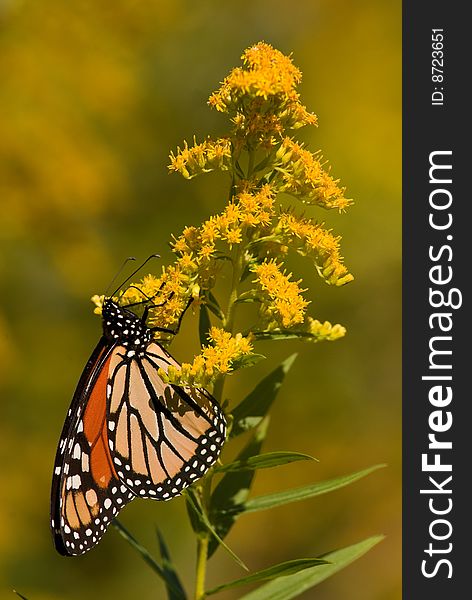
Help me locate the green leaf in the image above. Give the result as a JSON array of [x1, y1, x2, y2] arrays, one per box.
[[231, 353, 266, 371], [231, 354, 297, 438], [214, 254, 233, 262], [206, 558, 329, 595], [186, 489, 248, 571], [185, 495, 207, 537], [215, 451, 316, 473], [252, 153, 274, 174], [238, 536, 384, 600], [235, 160, 245, 179], [199, 304, 211, 348], [240, 254, 264, 282], [156, 528, 187, 600], [208, 419, 269, 557], [223, 465, 386, 516], [252, 331, 316, 342], [112, 519, 184, 598], [234, 296, 262, 305], [207, 291, 224, 320], [246, 234, 284, 250], [235, 290, 263, 304]]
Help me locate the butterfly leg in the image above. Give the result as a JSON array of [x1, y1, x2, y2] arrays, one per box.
[[148, 296, 194, 337], [123, 285, 169, 309]]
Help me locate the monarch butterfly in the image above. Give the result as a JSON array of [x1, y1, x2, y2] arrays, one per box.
[[50, 276, 226, 556]]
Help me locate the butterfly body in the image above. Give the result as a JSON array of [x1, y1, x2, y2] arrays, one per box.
[[101, 300, 153, 349], [51, 298, 226, 556]]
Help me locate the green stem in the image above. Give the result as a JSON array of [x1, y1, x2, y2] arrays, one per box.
[[193, 241, 244, 598], [213, 243, 244, 403], [195, 534, 209, 600], [193, 463, 213, 599], [193, 148, 249, 599]]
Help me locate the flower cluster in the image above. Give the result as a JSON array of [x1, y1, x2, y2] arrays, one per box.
[[172, 184, 275, 259], [208, 42, 317, 146], [305, 317, 346, 342], [276, 212, 353, 286], [168, 137, 232, 180], [158, 327, 254, 386], [251, 259, 309, 329], [274, 138, 351, 211], [92, 264, 199, 331], [94, 42, 353, 384]]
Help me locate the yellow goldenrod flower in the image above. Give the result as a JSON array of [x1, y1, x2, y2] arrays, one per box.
[[200, 217, 221, 244], [210, 41, 300, 104], [93, 41, 352, 374], [274, 138, 351, 211], [251, 259, 309, 328], [117, 268, 193, 330], [235, 184, 275, 230], [168, 137, 232, 179], [91, 294, 105, 315], [276, 212, 354, 286], [306, 317, 347, 342], [223, 202, 243, 224], [222, 227, 243, 247], [208, 42, 317, 146], [158, 327, 254, 386], [199, 243, 216, 261], [177, 252, 198, 272]]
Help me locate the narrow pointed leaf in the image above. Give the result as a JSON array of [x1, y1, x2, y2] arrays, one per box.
[[206, 558, 329, 595], [235, 290, 263, 304], [238, 536, 384, 599], [231, 353, 266, 371], [252, 331, 316, 342], [185, 495, 207, 536], [215, 452, 316, 473], [231, 354, 297, 438], [207, 291, 224, 320], [112, 519, 188, 596], [208, 419, 269, 557], [234, 297, 262, 305], [252, 153, 273, 174], [199, 304, 211, 348], [222, 465, 386, 516], [246, 234, 284, 250], [156, 528, 187, 600], [186, 489, 248, 571]]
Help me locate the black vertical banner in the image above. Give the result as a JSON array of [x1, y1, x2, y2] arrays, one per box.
[[403, 2, 468, 598]]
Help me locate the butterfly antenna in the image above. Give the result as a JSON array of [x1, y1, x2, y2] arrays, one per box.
[[109, 254, 161, 298], [105, 257, 136, 297]]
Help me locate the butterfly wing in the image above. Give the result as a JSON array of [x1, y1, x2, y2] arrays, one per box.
[[52, 336, 226, 556], [107, 342, 226, 500], [50, 339, 135, 556]]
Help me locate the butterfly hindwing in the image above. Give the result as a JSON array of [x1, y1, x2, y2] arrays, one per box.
[[107, 342, 226, 500]]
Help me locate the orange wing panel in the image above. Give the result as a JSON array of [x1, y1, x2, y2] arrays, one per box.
[[83, 352, 117, 489]]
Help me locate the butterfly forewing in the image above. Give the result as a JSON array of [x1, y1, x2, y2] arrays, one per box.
[[51, 340, 136, 556], [107, 342, 226, 500]]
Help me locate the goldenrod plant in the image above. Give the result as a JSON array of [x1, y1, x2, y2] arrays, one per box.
[[94, 42, 383, 600]]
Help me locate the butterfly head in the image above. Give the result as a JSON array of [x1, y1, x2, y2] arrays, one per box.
[[101, 299, 153, 349]]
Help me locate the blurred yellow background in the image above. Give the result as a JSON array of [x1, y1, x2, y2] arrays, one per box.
[[0, 1, 401, 599]]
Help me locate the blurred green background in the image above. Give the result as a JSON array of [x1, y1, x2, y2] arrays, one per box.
[[0, 1, 401, 599]]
